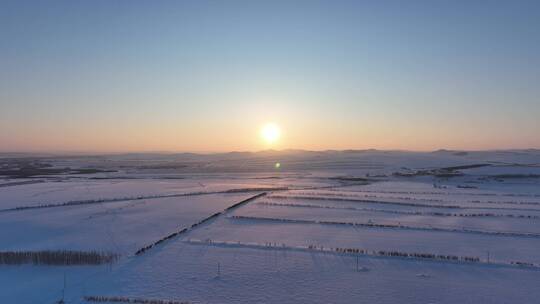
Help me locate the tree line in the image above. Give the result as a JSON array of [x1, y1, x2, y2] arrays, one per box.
[[1, 188, 273, 213], [135, 192, 267, 256], [84, 296, 189, 304], [0, 250, 119, 265]]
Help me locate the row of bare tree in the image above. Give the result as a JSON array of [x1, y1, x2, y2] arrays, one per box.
[[84, 296, 189, 304], [0, 250, 118, 265]]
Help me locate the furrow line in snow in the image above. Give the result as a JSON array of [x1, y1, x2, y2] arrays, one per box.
[[289, 190, 540, 206], [256, 201, 540, 220], [0, 187, 283, 213], [0, 180, 45, 188], [229, 215, 540, 239], [268, 195, 540, 212], [133, 192, 267, 256], [268, 195, 463, 209], [322, 189, 540, 198]]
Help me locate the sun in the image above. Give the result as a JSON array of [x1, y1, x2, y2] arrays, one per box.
[[260, 123, 281, 144]]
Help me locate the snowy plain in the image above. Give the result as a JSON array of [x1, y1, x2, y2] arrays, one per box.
[[1, 150, 540, 303]]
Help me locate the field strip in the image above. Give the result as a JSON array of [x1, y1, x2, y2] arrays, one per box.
[[268, 195, 540, 212], [0, 180, 45, 188], [268, 194, 461, 208], [256, 201, 540, 220], [229, 215, 540, 239], [133, 192, 266, 256], [0, 187, 284, 213], [290, 191, 540, 206], [184, 239, 540, 270], [322, 189, 540, 198]]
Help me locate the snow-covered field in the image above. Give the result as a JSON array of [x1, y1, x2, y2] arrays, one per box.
[[1, 150, 540, 303]]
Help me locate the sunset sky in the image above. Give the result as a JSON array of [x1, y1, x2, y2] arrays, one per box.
[[1, 1, 539, 152]]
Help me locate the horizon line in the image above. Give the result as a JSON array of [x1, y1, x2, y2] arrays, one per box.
[[1, 147, 539, 157]]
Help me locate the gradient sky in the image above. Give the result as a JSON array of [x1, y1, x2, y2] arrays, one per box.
[[1, 0, 539, 152]]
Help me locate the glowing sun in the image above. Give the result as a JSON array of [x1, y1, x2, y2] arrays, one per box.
[[260, 123, 281, 144]]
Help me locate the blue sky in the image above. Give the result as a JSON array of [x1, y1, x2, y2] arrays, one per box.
[[1, 0, 539, 152]]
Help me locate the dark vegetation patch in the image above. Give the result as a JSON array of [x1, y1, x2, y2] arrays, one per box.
[[224, 187, 287, 193], [329, 176, 370, 182], [88, 176, 185, 180], [457, 184, 478, 189], [394, 163, 491, 178], [137, 164, 190, 170], [489, 174, 540, 179], [0, 250, 119, 265], [0, 159, 116, 178], [441, 164, 491, 171]]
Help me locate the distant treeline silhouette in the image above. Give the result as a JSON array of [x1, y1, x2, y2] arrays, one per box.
[[0, 250, 119, 265]]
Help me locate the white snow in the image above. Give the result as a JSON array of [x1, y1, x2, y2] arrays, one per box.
[[1, 151, 540, 303]]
